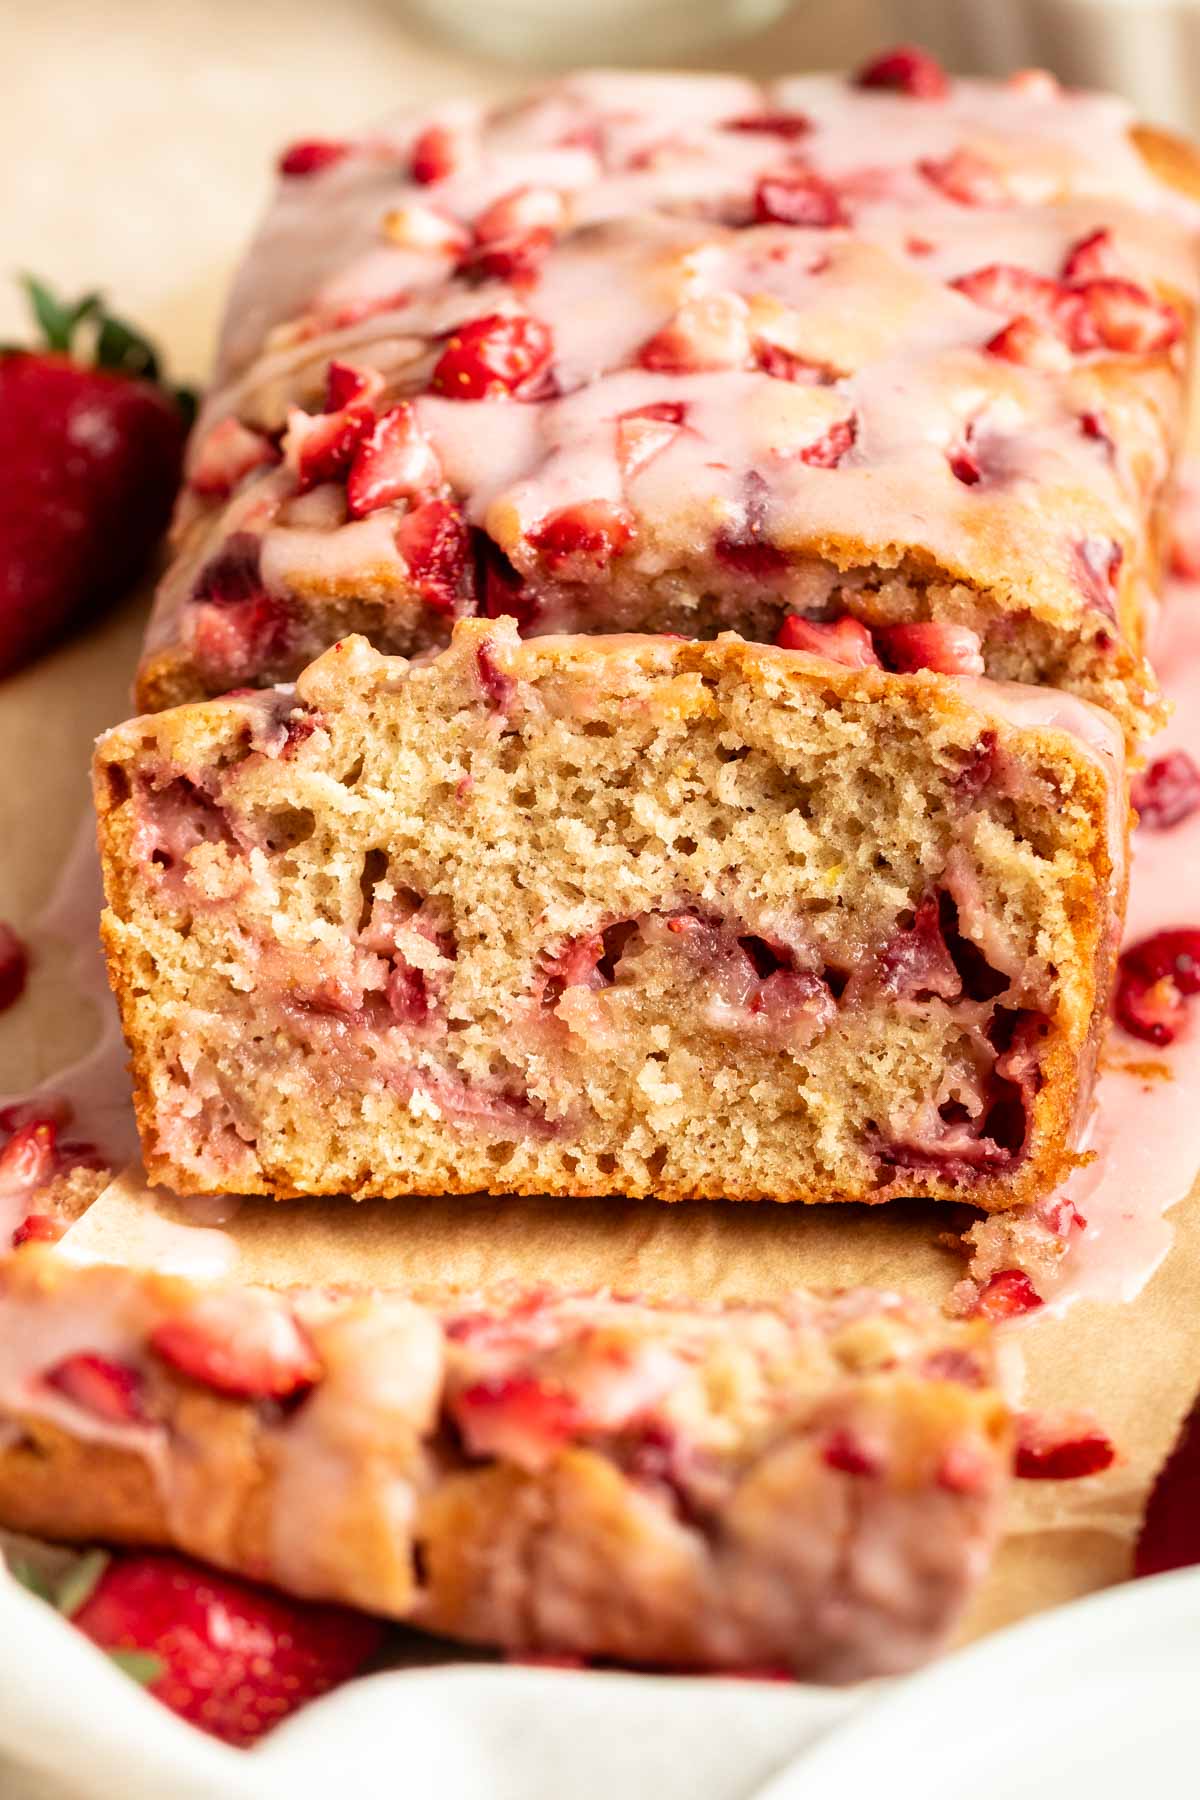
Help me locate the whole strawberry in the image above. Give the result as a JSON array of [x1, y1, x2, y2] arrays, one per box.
[[0, 277, 191, 677], [14, 1548, 385, 1746]]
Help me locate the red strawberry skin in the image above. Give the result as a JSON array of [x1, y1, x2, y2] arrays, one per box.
[[0, 353, 186, 677], [1136, 1396, 1200, 1577], [70, 1552, 385, 1746]]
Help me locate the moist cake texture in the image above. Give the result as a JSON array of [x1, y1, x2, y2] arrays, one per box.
[[95, 621, 1123, 1209], [0, 1249, 1012, 1680], [136, 60, 1200, 739]]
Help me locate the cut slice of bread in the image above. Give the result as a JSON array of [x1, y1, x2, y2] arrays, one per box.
[[95, 620, 1124, 1209], [0, 1249, 1011, 1679]]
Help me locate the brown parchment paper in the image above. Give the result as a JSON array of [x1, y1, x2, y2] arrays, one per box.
[[2, 0, 1199, 1661]]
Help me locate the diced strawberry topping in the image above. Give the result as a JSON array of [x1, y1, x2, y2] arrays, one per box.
[[395, 497, 471, 614], [0, 1118, 58, 1189], [1074, 279, 1182, 355], [1080, 410, 1113, 451], [855, 45, 950, 99], [191, 593, 290, 685], [797, 413, 856, 469], [616, 411, 681, 476], [1061, 228, 1122, 284], [450, 1373, 579, 1467], [1132, 751, 1200, 831], [69, 1551, 384, 1746], [637, 295, 751, 374], [715, 473, 787, 576], [189, 419, 278, 500], [1072, 534, 1122, 617], [0, 921, 29, 1013], [278, 140, 349, 179], [875, 621, 985, 675], [45, 1352, 145, 1424], [985, 316, 1073, 372], [473, 184, 565, 244], [822, 1429, 882, 1476], [754, 341, 826, 383], [775, 614, 880, 669], [476, 532, 539, 629], [11, 1212, 64, 1247], [1136, 1394, 1200, 1577], [430, 312, 553, 400], [528, 500, 633, 579], [409, 123, 462, 185], [723, 112, 811, 140], [753, 168, 846, 228], [346, 403, 442, 517], [1014, 1410, 1116, 1479], [974, 1268, 1044, 1321], [459, 228, 554, 286], [150, 1290, 322, 1401], [1115, 929, 1200, 1047], [919, 149, 1010, 207], [286, 363, 381, 493], [948, 439, 981, 485], [952, 263, 1068, 327], [382, 201, 470, 257]]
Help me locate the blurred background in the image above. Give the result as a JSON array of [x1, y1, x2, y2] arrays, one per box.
[[2, 0, 1198, 373]]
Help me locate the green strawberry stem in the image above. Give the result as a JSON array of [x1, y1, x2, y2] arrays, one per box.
[[9, 1545, 164, 1687], [16, 274, 196, 426]]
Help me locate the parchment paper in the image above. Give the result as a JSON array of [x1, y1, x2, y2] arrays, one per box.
[[1, 0, 1198, 1681]]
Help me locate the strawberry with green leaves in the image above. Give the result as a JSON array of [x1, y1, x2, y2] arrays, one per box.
[[0, 277, 192, 677], [12, 1547, 385, 1746]]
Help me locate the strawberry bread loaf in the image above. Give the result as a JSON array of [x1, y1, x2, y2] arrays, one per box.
[[95, 621, 1123, 1208], [0, 1248, 1012, 1679], [136, 57, 1200, 741]]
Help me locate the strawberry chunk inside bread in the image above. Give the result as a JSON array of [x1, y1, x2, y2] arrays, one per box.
[[0, 1250, 1012, 1680], [95, 621, 1122, 1209]]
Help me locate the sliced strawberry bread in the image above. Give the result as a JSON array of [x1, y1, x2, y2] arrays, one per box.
[[0, 1249, 1012, 1679], [136, 60, 1200, 740], [95, 621, 1123, 1208]]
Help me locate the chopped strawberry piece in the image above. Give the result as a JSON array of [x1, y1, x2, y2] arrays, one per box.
[[985, 316, 1073, 372], [382, 201, 469, 257], [278, 140, 348, 178], [1073, 279, 1182, 355], [1115, 929, 1200, 1047], [1061, 228, 1122, 284], [286, 392, 376, 494], [528, 500, 633, 578], [324, 362, 384, 412], [974, 1268, 1043, 1321], [188, 418, 278, 499], [0, 921, 29, 1013], [150, 1289, 322, 1401], [410, 123, 462, 185], [430, 312, 553, 400], [616, 412, 681, 475], [11, 1212, 65, 1247], [723, 112, 811, 140], [1136, 1394, 1200, 1576], [1007, 68, 1060, 99], [191, 592, 289, 685], [386, 959, 431, 1025], [952, 262, 1066, 325], [45, 1352, 145, 1424], [754, 341, 826, 383], [948, 439, 981, 485], [714, 533, 788, 578], [621, 400, 686, 427], [919, 149, 1009, 206], [855, 45, 949, 99], [473, 185, 565, 244], [637, 295, 751, 375], [396, 497, 471, 614], [875, 621, 985, 675], [346, 403, 441, 517], [876, 893, 962, 1003], [1132, 751, 1200, 831], [450, 1373, 579, 1467], [1072, 534, 1122, 616], [753, 169, 845, 228], [475, 531, 539, 630], [798, 414, 856, 468], [70, 1551, 384, 1746], [460, 228, 554, 286], [1080, 410, 1113, 451], [775, 614, 880, 669], [475, 641, 517, 712], [1014, 1410, 1116, 1479], [822, 1429, 882, 1476], [0, 1118, 58, 1189]]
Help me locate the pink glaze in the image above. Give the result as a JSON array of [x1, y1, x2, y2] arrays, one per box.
[[1009, 501, 1200, 1312]]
